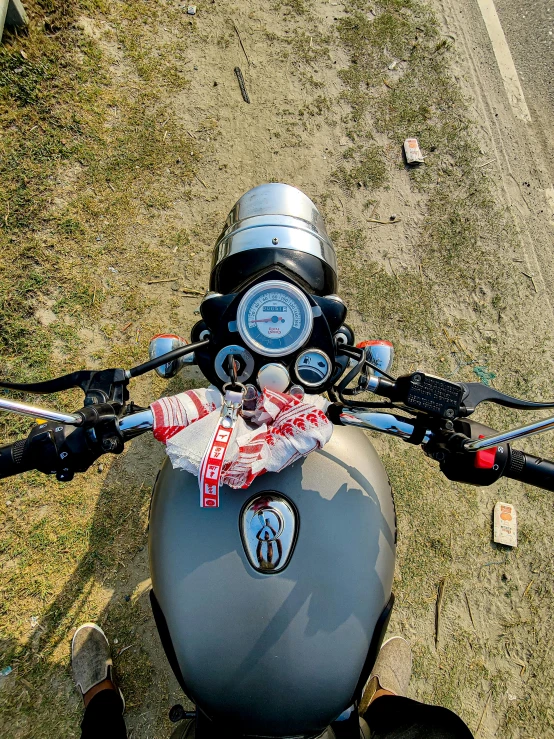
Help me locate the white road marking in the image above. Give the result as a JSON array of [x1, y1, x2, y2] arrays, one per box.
[[544, 188, 554, 223], [475, 0, 532, 122]]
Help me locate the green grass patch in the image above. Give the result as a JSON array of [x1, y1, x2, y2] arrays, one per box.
[[333, 143, 388, 191]]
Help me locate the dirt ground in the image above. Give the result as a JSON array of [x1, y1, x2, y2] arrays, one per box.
[[1, 0, 553, 736]]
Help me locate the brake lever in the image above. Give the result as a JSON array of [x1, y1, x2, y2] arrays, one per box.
[[460, 382, 554, 415], [375, 372, 554, 419]]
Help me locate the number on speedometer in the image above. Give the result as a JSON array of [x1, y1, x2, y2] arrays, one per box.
[[236, 281, 314, 357]]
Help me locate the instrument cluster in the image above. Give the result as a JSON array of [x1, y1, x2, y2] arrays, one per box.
[[191, 273, 350, 393]]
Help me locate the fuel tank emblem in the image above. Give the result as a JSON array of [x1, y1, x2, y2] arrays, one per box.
[[240, 493, 298, 573]]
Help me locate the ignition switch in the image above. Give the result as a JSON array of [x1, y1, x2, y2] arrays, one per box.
[[214, 345, 255, 384]]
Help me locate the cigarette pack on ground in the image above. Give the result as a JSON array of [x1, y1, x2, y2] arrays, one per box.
[[493, 502, 517, 547], [404, 138, 424, 164]]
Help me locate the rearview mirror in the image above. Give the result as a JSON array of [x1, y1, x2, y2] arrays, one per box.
[[148, 334, 191, 378]]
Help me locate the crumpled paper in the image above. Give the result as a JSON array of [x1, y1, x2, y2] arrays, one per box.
[[150, 386, 331, 489]]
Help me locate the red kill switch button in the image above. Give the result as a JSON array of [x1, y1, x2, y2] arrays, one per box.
[[474, 435, 497, 469]]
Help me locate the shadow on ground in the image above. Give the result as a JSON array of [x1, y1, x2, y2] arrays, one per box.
[[0, 377, 200, 738]]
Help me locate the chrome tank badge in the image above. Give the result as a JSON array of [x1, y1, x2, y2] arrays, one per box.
[[240, 494, 298, 573]]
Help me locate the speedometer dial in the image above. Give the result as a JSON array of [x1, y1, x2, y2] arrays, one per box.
[[237, 281, 313, 357]]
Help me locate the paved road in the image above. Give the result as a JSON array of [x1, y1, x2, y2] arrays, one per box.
[[494, 0, 554, 176]]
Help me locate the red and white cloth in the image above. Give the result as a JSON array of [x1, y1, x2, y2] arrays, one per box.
[[150, 386, 332, 489]]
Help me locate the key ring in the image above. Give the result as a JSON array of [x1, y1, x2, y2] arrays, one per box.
[[222, 382, 247, 395]]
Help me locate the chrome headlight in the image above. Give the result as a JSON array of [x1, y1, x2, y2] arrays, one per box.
[[210, 183, 337, 296]]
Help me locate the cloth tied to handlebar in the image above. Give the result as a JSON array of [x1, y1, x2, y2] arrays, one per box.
[[150, 386, 331, 491]]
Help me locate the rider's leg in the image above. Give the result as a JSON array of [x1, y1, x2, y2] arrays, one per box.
[[80, 689, 127, 739], [362, 637, 474, 739], [71, 623, 126, 739], [365, 695, 474, 739]]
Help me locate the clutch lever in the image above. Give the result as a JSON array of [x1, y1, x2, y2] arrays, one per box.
[[0, 341, 208, 406], [0, 368, 129, 406], [460, 382, 554, 415]]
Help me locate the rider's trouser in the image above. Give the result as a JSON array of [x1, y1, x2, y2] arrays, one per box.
[[80, 690, 474, 739], [363, 694, 474, 738], [80, 689, 126, 739]]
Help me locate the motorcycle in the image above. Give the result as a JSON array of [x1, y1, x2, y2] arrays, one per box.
[[1, 183, 554, 739]]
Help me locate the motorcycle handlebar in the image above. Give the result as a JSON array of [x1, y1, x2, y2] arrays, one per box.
[[121, 406, 432, 444], [3, 403, 554, 493], [118, 409, 155, 438], [331, 406, 432, 444]]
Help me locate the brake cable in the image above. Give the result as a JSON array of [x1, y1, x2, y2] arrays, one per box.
[[335, 346, 398, 410], [339, 345, 397, 382]]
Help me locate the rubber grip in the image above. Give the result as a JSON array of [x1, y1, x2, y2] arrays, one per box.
[[0, 439, 31, 479], [505, 449, 554, 492]]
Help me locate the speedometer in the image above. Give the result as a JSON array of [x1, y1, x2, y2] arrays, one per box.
[[236, 280, 314, 357]]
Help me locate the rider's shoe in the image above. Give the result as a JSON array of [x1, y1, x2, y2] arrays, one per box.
[[71, 622, 125, 711], [360, 636, 412, 711]]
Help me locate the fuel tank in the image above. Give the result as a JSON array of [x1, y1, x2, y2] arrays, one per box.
[[149, 427, 396, 737]]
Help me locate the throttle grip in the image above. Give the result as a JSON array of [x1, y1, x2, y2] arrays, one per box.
[[505, 449, 554, 492]]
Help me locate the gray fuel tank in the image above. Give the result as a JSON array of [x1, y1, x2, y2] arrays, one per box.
[[149, 427, 396, 736]]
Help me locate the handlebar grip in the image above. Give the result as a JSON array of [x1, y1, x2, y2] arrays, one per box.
[[505, 448, 554, 491], [0, 439, 33, 479]]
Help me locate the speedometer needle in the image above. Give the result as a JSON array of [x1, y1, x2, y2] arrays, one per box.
[[250, 318, 284, 323]]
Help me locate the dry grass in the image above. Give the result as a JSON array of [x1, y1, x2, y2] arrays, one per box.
[[332, 0, 554, 733], [0, 1, 200, 735]]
